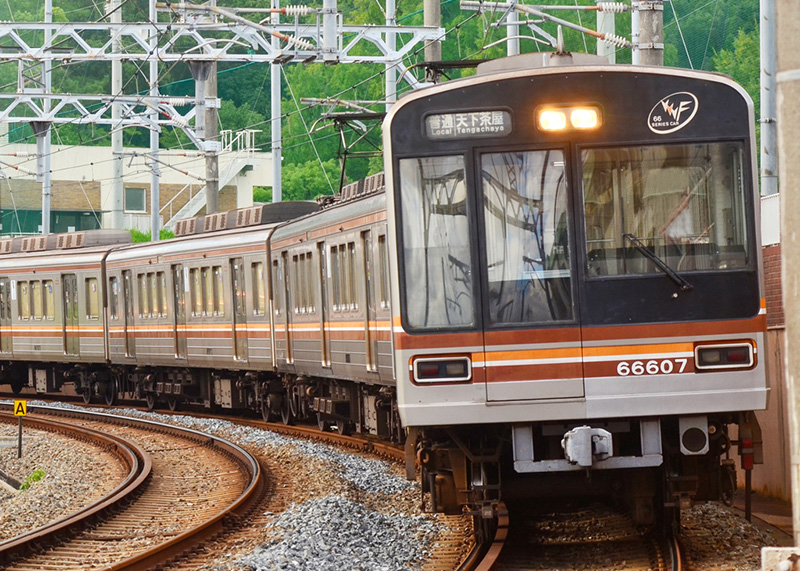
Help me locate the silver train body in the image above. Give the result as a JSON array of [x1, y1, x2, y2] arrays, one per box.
[[0, 54, 767, 523]]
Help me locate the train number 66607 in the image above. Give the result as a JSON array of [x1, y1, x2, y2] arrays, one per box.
[[616, 359, 689, 376]]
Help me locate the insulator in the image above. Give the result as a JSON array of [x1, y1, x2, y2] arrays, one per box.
[[286, 36, 315, 50], [601, 33, 631, 48], [283, 5, 312, 16], [597, 2, 627, 13]]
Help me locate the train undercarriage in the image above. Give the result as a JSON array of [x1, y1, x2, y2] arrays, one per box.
[[411, 413, 762, 533], [6, 361, 406, 443]]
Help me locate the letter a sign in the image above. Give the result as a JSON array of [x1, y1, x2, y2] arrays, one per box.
[[13, 400, 26, 416]]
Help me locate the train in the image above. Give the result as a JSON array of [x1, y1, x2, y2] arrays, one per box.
[[0, 51, 767, 531]]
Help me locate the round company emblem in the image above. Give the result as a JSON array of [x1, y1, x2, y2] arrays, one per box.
[[647, 92, 699, 134]]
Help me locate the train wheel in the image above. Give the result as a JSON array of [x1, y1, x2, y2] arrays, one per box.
[[317, 413, 330, 432], [145, 393, 157, 411], [9, 379, 24, 394], [336, 420, 350, 436], [280, 396, 294, 425], [167, 397, 179, 412], [104, 380, 118, 406], [82, 389, 92, 405]]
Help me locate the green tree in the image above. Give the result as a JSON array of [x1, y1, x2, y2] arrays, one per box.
[[712, 28, 760, 113]]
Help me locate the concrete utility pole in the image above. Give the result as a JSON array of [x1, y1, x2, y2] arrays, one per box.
[[110, 0, 124, 230], [596, 0, 616, 63], [149, 0, 161, 239], [271, 0, 282, 203], [632, 0, 663, 66], [763, 0, 800, 567], [761, 0, 778, 197]]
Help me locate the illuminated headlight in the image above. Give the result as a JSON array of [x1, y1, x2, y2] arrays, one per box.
[[412, 356, 472, 384], [570, 107, 599, 129], [695, 343, 754, 370], [537, 109, 567, 131], [536, 105, 602, 132]]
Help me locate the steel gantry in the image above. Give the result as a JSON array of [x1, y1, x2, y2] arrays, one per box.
[[0, 0, 444, 234]]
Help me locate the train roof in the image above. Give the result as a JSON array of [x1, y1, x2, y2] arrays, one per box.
[[270, 190, 386, 248]]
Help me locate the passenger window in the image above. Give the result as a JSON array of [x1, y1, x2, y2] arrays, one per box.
[[272, 260, 282, 316], [158, 271, 168, 317], [331, 245, 341, 311], [86, 277, 100, 320], [190, 268, 202, 316], [252, 262, 266, 315], [31, 281, 42, 319], [347, 242, 357, 310], [138, 274, 149, 318], [213, 266, 224, 316], [109, 277, 119, 320], [18, 281, 30, 319], [43, 280, 54, 320], [378, 235, 389, 309]]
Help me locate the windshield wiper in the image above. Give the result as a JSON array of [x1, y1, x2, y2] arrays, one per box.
[[622, 233, 693, 292]]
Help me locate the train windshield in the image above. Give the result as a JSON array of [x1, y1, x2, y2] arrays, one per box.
[[399, 156, 475, 329], [481, 150, 573, 325], [582, 142, 749, 278]]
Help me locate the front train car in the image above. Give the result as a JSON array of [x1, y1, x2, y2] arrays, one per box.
[[384, 54, 767, 526]]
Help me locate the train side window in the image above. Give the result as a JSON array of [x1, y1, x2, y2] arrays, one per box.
[[148, 273, 158, 318], [202, 267, 213, 315], [305, 252, 315, 313], [29, 281, 41, 319], [109, 277, 119, 320], [252, 262, 266, 315], [138, 274, 149, 318], [272, 260, 282, 316], [347, 241, 357, 311], [331, 245, 341, 311], [378, 235, 389, 310], [158, 271, 168, 317], [86, 277, 100, 320], [190, 268, 202, 316], [213, 266, 224, 316], [292, 255, 301, 313], [43, 280, 54, 320], [18, 281, 30, 319]]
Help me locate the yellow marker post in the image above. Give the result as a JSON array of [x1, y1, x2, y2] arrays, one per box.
[[13, 400, 25, 459]]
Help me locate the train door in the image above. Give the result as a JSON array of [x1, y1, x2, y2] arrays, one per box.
[[231, 257, 248, 362], [171, 264, 187, 359], [361, 230, 378, 372], [318, 242, 331, 367], [281, 251, 293, 363], [62, 273, 80, 356], [0, 278, 11, 354], [122, 270, 136, 357], [478, 148, 584, 402]]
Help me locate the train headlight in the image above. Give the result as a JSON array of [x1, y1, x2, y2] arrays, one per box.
[[412, 356, 472, 384], [536, 105, 601, 132], [694, 342, 755, 370], [537, 109, 567, 131], [570, 107, 599, 129]]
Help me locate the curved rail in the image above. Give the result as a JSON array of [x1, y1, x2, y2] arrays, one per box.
[[3, 405, 265, 570], [0, 411, 152, 566]]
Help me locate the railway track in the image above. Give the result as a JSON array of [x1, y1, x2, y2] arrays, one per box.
[[0, 401, 477, 569], [472, 500, 681, 571], [0, 406, 264, 570]]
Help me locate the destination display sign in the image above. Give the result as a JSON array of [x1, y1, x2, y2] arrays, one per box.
[[425, 110, 512, 140]]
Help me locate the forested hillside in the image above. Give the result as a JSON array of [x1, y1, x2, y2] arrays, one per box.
[[0, 0, 760, 200]]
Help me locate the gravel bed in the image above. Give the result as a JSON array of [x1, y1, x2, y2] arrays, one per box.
[[0, 421, 123, 541], [681, 501, 781, 571]]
